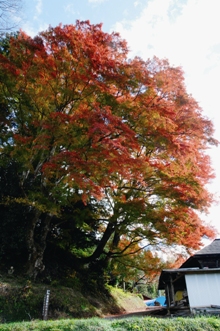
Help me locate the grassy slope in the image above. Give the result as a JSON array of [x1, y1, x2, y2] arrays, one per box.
[[0, 276, 146, 323], [109, 287, 146, 313]]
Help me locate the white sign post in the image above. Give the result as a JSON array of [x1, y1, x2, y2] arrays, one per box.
[[42, 289, 50, 320]]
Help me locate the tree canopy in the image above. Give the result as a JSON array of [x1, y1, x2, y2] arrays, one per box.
[[0, 21, 217, 281]]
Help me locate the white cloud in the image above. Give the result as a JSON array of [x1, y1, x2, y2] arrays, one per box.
[[21, 22, 37, 36], [113, 0, 220, 113], [21, 21, 49, 37]]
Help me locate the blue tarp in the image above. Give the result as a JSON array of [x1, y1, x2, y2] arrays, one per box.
[[145, 296, 166, 307]]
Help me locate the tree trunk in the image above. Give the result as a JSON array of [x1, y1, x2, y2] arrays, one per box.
[[82, 221, 116, 264], [25, 211, 51, 280]]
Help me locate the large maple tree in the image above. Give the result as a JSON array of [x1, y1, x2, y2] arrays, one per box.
[[0, 21, 217, 279]]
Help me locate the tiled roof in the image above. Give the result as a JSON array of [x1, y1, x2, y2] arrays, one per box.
[[195, 239, 220, 255]]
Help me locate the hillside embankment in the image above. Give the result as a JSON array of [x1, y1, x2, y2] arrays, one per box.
[[0, 275, 146, 322]]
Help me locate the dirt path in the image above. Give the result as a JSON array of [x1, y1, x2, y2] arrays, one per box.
[[105, 307, 166, 319]]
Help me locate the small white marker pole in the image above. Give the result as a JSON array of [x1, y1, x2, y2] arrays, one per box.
[[42, 289, 50, 320]]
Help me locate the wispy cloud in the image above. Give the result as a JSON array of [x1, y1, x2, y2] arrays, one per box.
[[36, 0, 43, 15], [134, 1, 141, 7], [21, 22, 38, 36], [88, 0, 107, 3], [64, 4, 75, 14], [21, 21, 49, 37], [33, 0, 43, 21]]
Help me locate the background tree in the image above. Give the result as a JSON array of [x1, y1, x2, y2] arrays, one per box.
[[0, 21, 217, 280], [107, 238, 165, 289], [0, 0, 22, 31]]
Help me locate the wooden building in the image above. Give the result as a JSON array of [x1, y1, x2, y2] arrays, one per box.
[[158, 239, 220, 313]]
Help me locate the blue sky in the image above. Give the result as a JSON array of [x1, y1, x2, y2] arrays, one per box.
[[17, 0, 220, 235], [22, 0, 149, 34]]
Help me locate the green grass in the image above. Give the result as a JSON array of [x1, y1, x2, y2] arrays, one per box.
[[1, 316, 220, 331]]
